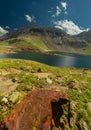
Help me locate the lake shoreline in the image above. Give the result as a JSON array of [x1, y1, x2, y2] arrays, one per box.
[[0, 51, 91, 69], [1, 44, 91, 57]]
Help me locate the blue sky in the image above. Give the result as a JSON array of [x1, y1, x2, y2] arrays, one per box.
[[0, 0, 91, 36]]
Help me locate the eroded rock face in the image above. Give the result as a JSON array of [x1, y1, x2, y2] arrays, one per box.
[[0, 90, 69, 130]]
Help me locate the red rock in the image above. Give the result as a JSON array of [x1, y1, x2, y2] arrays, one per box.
[[0, 90, 69, 130]]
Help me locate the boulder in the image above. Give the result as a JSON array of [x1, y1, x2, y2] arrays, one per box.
[[0, 90, 69, 130]]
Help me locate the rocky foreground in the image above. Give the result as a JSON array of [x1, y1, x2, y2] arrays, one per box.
[[0, 59, 91, 130], [0, 90, 69, 130]]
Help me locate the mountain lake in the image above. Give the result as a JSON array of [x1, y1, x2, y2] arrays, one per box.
[[0, 51, 91, 69]]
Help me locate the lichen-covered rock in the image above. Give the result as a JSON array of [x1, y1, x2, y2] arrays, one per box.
[[87, 102, 91, 111], [9, 91, 22, 104], [68, 101, 77, 128], [0, 90, 69, 130], [1, 97, 8, 104], [77, 119, 88, 130]]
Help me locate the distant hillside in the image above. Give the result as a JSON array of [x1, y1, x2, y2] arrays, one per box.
[[76, 30, 91, 43], [0, 25, 90, 54], [0, 26, 68, 40]]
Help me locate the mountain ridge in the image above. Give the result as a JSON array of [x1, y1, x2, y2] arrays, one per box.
[[0, 25, 91, 54], [0, 25, 69, 40], [76, 29, 91, 43]]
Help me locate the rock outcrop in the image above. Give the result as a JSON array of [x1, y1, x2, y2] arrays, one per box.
[[0, 90, 69, 130]]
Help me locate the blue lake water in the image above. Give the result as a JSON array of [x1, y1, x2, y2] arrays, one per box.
[[0, 52, 91, 69]]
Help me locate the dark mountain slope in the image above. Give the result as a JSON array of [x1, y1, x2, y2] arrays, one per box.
[[0, 26, 68, 41], [0, 26, 88, 54], [76, 30, 91, 43]]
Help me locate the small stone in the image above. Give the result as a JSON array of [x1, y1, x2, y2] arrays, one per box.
[[1, 97, 8, 104], [46, 78, 52, 84], [12, 78, 17, 83], [9, 92, 21, 104], [37, 68, 42, 72]]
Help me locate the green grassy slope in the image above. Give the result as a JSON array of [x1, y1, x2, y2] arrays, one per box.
[[0, 59, 91, 129], [0, 35, 50, 52], [7, 36, 50, 51], [1, 25, 91, 55], [0, 34, 90, 55]]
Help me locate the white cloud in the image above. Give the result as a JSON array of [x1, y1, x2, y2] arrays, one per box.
[[48, 10, 52, 13], [51, 2, 67, 18], [56, 6, 62, 16], [48, 8, 53, 13], [61, 2, 67, 10], [61, 2, 68, 14], [0, 26, 8, 36], [53, 20, 89, 35], [25, 14, 34, 22], [64, 11, 67, 15], [5, 26, 10, 29], [51, 14, 56, 18], [51, 6, 61, 17]]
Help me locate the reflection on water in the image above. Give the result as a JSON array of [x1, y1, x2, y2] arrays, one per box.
[[0, 52, 91, 69], [0, 54, 8, 59], [59, 56, 76, 67]]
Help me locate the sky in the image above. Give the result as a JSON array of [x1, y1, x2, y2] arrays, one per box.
[[0, 0, 91, 36]]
